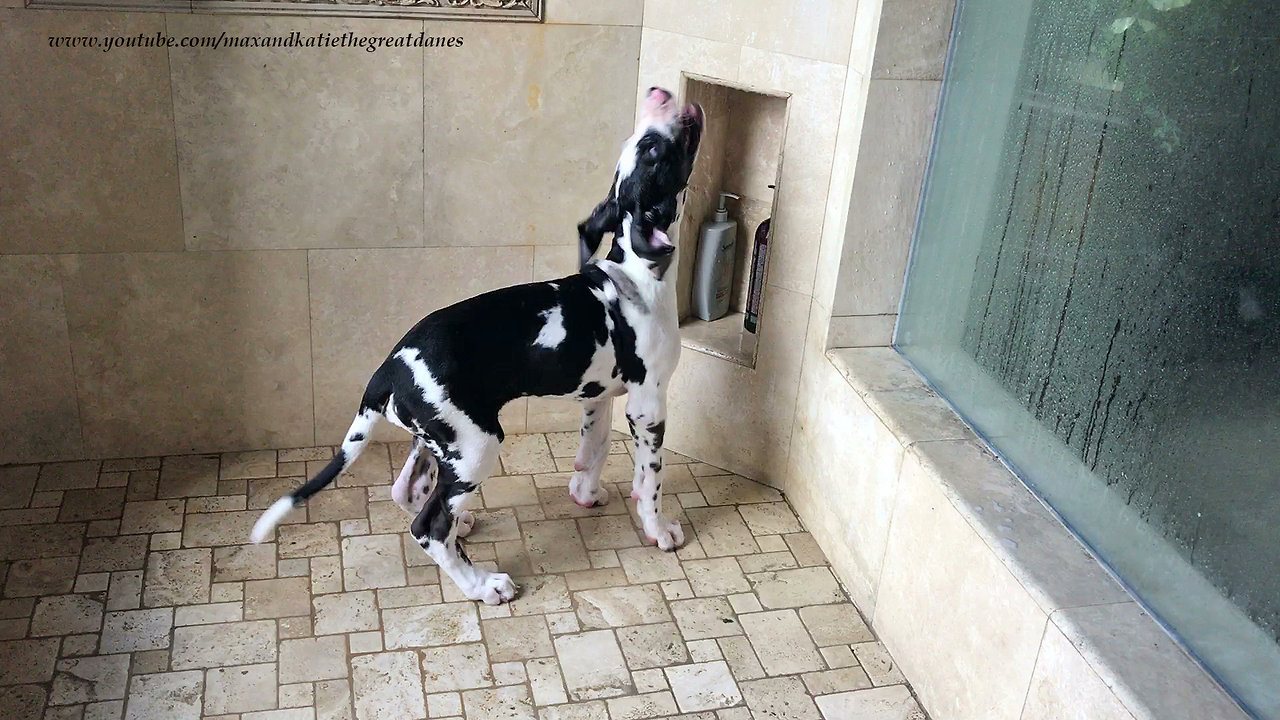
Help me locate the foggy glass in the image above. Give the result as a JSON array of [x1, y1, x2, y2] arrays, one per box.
[[895, 0, 1280, 714]]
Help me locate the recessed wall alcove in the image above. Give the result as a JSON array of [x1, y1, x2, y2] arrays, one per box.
[[675, 75, 790, 368]]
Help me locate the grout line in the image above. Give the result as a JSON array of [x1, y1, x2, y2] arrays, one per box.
[[305, 251, 318, 447]]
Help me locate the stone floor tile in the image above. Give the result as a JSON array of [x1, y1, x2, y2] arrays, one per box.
[[333, 445, 392, 488], [341, 535, 406, 591], [546, 611, 579, 635], [754, 536, 788, 554], [587, 550, 621, 569], [812, 686, 923, 720], [220, 451, 277, 480], [243, 708, 315, 720], [382, 603, 479, 649], [59, 489, 126, 523], [464, 509, 522, 543], [665, 661, 742, 712], [204, 663, 278, 715], [544, 432, 580, 458], [617, 547, 685, 584], [781, 534, 826, 567], [61, 633, 99, 656], [102, 572, 143, 614], [314, 592, 379, 635], [0, 638, 60, 684], [851, 643, 906, 686], [130, 650, 170, 675], [280, 635, 348, 683], [554, 630, 633, 700], [738, 611, 824, 676], [509, 575, 571, 616], [49, 654, 130, 705], [249, 478, 302, 511], [537, 700, 608, 720], [819, 646, 857, 670], [123, 671, 203, 720], [210, 581, 244, 602], [420, 643, 492, 692], [81, 536, 148, 574], [574, 585, 670, 629], [717, 636, 765, 681], [307, 488, 368, 524], [538, 489, 628, 520], [316, 679, 353, 720], [0, 524, 84, 562], [632, 668, 666, 693], [125, 471, 159, 502], [617, 622, 689, 670], [565, 568, 629, 591], [186, 495, 247, 513], [737, 553, 797, 575], [526, 657, 567, 706], [482, 476, 539, 508], [0, 466, 38, 509], [311, 557, 344, 595], [143, 548, 211, 607], [687, 639, 723, 662], [695, 477, 781, 506], [741, 677, 821, 720], [463, 685, 537, 720], [669, 598, 742, 640], [149, 532, 182, 551], [684, 508, 759, 558], [157, 456, 219, 499], [182, 510, 261, 547], [245, 577, 311, 619], [500, 435, 555, 475], [683, 559, 749, 597], [606, 690, 678, 720], [798, 605, 873, 646], [726, 594, 762, 614], [483, 615, 554, 662], [348, 630, 382, 654], [736, 503, 803, 536], [170, 620, 276, 670], [213, 544, 277, 582], [85, 699, 124, 720], [578, 516, 642, 550], [427, 691, 464, 717], [173, 601, 242, 626], [31, 594, 104, 637], [748, 568, 843, 610], [280, 682, 314, 708], [6, 557, 80, 597], [800, 668, 873, 696], [120, 499, 189, 538], [100, 609, 172, 653], [37, 462, 100, 492], [524, 520, 590, 574]]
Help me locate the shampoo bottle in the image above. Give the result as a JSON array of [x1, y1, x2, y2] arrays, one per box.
[[692, 192, 740, 322]]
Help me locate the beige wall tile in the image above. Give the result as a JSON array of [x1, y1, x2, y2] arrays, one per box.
[[871, 0, 956, 81], [736, 48, 846, 299], [827, 314, 896, 348], [60, 251, 314, 458], [0, 10, 182, 254], [168, 14, 424, 251], [637, 28, 741, 107], [308, 247, 532, 443], [0, 256, 83, 464], [422, 23, 639, 248], [812, 62, 869, 315], [545, 0, 643, 26], [832, 79, 941, 317], [643, 0, 856, 66], [1021, 621, 1135, 720], [875, 448, 1047, 720], [652, 284, 810, 485], [785, 344, 904, 611]]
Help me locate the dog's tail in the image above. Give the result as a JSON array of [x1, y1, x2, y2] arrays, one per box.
[[250, 371, 391, 544]]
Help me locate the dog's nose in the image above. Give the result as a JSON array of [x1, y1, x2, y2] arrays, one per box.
[[647, 87, 672, 103]]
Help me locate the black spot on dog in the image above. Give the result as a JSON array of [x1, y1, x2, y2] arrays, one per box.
[[648, 421, 666, 448], [347, 432, 365, 443], [580, 382, 605, 398]]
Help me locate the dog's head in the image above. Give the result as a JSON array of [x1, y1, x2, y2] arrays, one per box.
[[579, 86, 704, 267]]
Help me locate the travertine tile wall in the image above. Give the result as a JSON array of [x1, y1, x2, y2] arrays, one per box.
[[0, 1, 643, 464], [628, 0, 858, 486]]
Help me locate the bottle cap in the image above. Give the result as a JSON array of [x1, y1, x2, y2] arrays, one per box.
[[715, 192, 741, 222]]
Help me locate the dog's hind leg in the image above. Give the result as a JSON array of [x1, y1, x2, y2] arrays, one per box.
[[394, 440, 474, 537], [409, 431, 516, 604], [626, 387, 684, 551], [569, 397, 612, 507]]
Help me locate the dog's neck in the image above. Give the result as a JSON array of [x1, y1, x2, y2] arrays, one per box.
[[592, 244, 673, 314]]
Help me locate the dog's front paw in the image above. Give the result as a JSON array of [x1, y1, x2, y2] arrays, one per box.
[[644, 516, 685, 551], [469, 572, 519, 605], [569, 475, 609, 508], [455, 510, 475, 538]]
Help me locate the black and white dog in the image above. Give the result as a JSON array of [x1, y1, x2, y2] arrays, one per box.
[[251, 87, 704, 605]]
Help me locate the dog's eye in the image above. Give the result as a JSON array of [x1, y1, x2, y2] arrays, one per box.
[[646, 146, 660, 159]]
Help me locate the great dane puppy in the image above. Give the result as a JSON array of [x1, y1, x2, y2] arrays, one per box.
[[252, 87, 703, 604]]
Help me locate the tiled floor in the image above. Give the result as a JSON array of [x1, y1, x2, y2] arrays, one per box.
[[0, 432, 926, 720]]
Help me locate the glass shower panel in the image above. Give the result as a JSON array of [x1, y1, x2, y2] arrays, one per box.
[[896, 0, 1280, 716]]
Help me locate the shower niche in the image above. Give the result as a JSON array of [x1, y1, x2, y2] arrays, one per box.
[[675, 76, 789, 368]]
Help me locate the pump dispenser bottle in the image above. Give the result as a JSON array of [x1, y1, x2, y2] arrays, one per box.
[[692, 192, 740, 321]]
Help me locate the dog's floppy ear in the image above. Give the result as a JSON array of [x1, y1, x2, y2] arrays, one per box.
[[578, 177, 621, 268]]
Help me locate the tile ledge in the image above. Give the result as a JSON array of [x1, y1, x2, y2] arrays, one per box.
[[824, 347, 1248, 720]]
